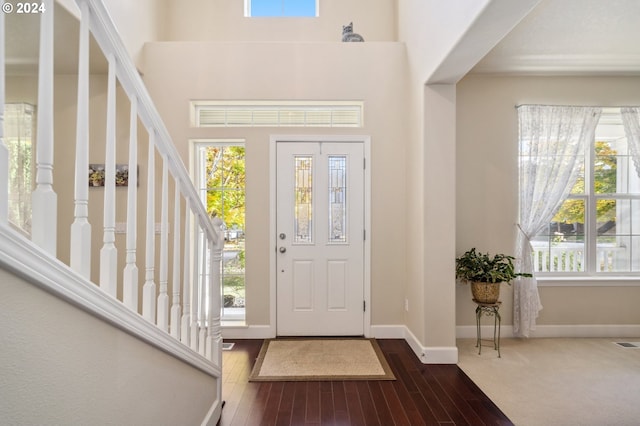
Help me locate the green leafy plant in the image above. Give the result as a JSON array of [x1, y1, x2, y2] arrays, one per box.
[[455, 248, 531, 284]]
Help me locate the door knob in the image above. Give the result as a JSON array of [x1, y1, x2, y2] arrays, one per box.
[[279, 247, 287, 253]]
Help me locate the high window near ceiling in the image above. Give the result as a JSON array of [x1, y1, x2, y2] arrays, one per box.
[[245, 0, 318, 17], [194, 140, 246, 321], [519, 107, 640, 276]]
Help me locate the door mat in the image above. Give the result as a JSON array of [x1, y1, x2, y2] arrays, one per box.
[[248, 338, 396, 382]]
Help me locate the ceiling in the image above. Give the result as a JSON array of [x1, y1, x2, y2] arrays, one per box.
[[5, 0, 640, 77], [470, 0, 640, 76], [6, 2, 106, 75]]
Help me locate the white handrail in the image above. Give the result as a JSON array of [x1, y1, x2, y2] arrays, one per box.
[[73, 0, 223, 364], [0, 0, 224, 372], [77, 0, 220, 246]]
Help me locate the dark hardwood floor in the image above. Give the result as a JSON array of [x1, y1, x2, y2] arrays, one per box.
[[219, 339, 513, 426]]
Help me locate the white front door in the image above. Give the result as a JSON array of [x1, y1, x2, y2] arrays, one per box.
[[276, 141, 364, 336]]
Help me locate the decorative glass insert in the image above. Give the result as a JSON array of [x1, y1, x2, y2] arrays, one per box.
[[328, 156, 347, 243], [294, 156, 313, 243]]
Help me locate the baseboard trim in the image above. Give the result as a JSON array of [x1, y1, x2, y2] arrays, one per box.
[[202, 398, 222, 426], [369, 324, 405, 339], [457, 325, 514, 339], [456, 324, 640, 339], [221, 324, 275, 339], [371, 325, 458, 364]]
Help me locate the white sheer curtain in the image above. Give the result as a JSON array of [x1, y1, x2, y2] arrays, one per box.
[[621, 107, 640, 178], [515, 105, 602, 337]]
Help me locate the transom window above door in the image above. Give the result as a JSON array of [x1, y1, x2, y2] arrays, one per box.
[[245, 0, 318, 17]]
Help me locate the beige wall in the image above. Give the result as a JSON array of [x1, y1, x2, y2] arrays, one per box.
[[102, 0, 167, 67], [162, 0, 396, 42], [7, 74, 157, 310], [0, 268, 218, 425], [142, 41, 409, 327], [396, 0, 492, 348], [456, 75, 640, 329]]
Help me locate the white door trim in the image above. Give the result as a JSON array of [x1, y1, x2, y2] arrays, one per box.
[[269, 135, 371, 337]]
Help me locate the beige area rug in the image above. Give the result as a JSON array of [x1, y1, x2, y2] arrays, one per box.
[[457, 337, 640, 426], [248, 338, 396, 381]]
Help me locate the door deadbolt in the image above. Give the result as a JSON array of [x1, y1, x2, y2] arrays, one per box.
[[279, 233, 286, 240]]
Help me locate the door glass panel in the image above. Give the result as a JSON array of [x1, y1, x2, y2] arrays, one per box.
[[294, 156, 313, 244], [329, 155, 347, 243]]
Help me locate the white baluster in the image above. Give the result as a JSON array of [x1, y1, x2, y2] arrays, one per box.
[[157, 161, 169, 332], [170, 185, 181, 339], [70, 1, 91, 279], [206, 216, 224, 364], [198, 228, 207, 356], [190, 222, 200, 351], [32, 0, 57, 255], [0, 10, 7, 225], [123, 98, 138, 311], [100, 53, 118, 297], [142, 131, 156, 322], [181, 202, 191, 345]]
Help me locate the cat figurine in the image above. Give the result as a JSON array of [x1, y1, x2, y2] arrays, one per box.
[[342, 22, 364, 42]]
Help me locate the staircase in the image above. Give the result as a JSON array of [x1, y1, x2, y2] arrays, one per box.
[[0, 1, 224, 424]]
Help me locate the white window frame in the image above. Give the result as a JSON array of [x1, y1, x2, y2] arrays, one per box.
[[531, 108, 640, 284], [192, 139, 247, 321], [190, 100, 363, 128]]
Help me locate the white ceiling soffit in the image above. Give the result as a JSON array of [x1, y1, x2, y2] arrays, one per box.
[[471, 0, 640, 76], [428, 0, 541, 84]]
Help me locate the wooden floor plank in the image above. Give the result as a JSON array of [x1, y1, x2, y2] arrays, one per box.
[[219, 339, 513, 426], [289, 381, 308, 426], [356, 381, 380, 426]]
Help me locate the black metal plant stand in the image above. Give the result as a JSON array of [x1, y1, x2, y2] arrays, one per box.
[[474, 300, 501, 358]]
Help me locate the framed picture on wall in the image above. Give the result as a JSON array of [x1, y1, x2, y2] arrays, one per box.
[[89, 164, 135, 187]]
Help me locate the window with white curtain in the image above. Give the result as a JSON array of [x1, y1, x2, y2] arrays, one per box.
[[524, 108, 640, 275], [4, 103, 35, 235]]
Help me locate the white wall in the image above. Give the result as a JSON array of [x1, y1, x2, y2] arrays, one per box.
[[142, 41, 409, 329], [101, 0, 167, 67], [0, 268, 218, 425], [162, 0, 396, 42], [456, 74, 640, 332]]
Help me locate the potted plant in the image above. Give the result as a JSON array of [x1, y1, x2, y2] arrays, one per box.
[[455, 248, 531, 304]]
